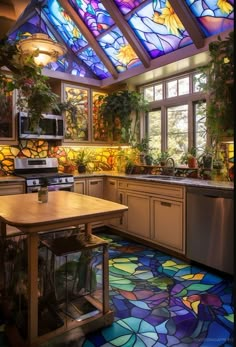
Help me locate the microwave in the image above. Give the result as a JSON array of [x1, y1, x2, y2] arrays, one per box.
[[18, 112, 64, 140]]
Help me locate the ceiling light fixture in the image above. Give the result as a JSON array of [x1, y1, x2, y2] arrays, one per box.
[[17, 0, 67, 67], [18, 32, 67, 67]]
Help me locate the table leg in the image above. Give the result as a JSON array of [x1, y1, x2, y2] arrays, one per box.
[[85, 223, 92, 241], [103, 244, 109, 313], [27, 232, 39, 343]]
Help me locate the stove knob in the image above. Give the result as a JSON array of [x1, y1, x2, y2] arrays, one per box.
[[65, 178, 68, 182], [33, 181, 37, 185], [59, 178, 62, 183]]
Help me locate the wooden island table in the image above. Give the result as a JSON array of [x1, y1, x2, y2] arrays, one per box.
[[0, 191, 128, 346]]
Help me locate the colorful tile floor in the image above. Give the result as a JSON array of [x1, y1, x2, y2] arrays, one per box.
[[41, 232, 234, 347], [0, 231, 234, 347]]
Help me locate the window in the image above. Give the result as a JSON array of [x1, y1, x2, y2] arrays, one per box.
[[141, 72, 207, 163]]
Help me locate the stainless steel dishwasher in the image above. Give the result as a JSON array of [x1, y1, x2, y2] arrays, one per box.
[[186, 186, 234, 275]]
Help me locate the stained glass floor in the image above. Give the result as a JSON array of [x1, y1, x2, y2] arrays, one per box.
[[40, 231, 234, 347]]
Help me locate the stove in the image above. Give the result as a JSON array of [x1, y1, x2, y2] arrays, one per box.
[[14, 158, 74, 193]]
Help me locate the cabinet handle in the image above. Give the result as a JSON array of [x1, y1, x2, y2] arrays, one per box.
[[90, 181, 99, 185], [119, 193, 123, 204], [109, 181, 115, 185], [161, 201, 171, 207]]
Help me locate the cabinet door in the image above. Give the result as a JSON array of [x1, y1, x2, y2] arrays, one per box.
[[126, 192, 150, 239], [87, 178, 103, 198], [0, 85, 17, 145], [0, 183, 25, 195], [104, 178, 117, 202], [74, 179, 86, 194], [151, 197, 184, 253], [62, 83, 90, 143]]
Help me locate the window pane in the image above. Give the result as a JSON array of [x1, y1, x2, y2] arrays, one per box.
[[193, 72, 206, 92], [144, 86, 154, 102], [167, 105, 188, 163], [166, 80, 177, 98], [148, 110, 161, 152], [154, 84, 163, 100], [178, 77, 189, 95], [195, 101, 207, 154]]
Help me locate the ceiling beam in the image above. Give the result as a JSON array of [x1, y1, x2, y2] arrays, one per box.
[[169, 0, 205, 48], [101, 0, 151, 68], [57, 0, 119, 80]]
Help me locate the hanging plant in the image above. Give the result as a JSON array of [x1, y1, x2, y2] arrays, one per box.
[[0, 37, 60, 130], [197, 31, 234, 143], [98, 90, 149, 143]]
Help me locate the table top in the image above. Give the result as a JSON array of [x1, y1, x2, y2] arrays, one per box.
[[0, 191, 128, 233]]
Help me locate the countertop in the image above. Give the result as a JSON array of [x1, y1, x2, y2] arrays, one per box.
[[0, 171, 234, 190]]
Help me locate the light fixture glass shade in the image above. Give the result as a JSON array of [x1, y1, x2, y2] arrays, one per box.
[[17, 33, 67, 66]]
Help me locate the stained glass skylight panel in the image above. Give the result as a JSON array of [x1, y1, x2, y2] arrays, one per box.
[[185, 0, 234, 36], [45, 0, 88, 51], [97, 27, 141, 72], [79, 48, 111, 79], [127, 1, 193, 59], [113, 0, 146, 15], [68, 0, 115, 36]]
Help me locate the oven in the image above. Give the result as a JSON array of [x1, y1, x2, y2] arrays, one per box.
[[14, 158, 74, 193]]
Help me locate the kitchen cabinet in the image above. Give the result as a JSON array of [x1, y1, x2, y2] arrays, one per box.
[[104, 178, 124, 228], [111, 179, 185, 254], [0, 85, 18, 145], [74, 177, 104, 228], [0, 182, 25, 195], [151, 197, 184, 253], [74, 177, 103, 198]]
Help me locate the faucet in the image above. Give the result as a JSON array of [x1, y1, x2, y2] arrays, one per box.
[[165, 157, 175, 176]]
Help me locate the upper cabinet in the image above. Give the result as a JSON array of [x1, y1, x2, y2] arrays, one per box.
[[0, 77, 18, 145], [62, 83, 90, 144]]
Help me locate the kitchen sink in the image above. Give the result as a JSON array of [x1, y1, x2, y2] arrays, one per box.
[[142, 175, 186, 180]]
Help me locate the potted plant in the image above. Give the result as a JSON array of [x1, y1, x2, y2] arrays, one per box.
[[197, 31, 234, 143], [132, 137, 152, 164], [181, 147, 198, 168], [0, 38, 60, 131], [98, 90, 149, 143], [75, 149, 95, 173], [157, 151, 169, 166], [198, 146, 214, 169]]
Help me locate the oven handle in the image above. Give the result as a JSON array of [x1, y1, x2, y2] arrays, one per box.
[[28, 184, 74, 193]]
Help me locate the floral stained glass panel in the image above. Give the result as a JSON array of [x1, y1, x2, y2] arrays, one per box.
[[92, 91, 108, 142], [185, 0, 234, 37], [128, 1, 193, 58], [68, 0, 114, 37], [63, 85, 89, 142], [113, 0, 146, 15], [97, 27, 141, 72]]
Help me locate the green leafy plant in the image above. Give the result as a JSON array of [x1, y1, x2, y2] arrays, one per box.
[[0, 37, 60, 130], [197, 31, 234, 142], [98, 90, 149, 143]]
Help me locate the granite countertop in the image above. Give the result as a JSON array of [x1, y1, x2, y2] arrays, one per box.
[[0, 172, 234, 190]]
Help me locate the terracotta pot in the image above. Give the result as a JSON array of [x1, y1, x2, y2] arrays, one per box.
[[188, 157, 198, 168]]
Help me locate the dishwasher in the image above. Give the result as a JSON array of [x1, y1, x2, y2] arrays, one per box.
[[186, 186, 234, 275]]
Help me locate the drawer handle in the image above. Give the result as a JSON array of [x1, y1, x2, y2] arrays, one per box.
[[161, 201, 171, 207], [90, 181, 99, 185], [109, 181, 115, 185]]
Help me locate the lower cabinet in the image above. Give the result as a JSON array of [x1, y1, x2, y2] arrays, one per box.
[[105, 178, 186, 255], [74, 177, 104, 228], [151, 197, 184, 253], [0, 182, 25, 195]]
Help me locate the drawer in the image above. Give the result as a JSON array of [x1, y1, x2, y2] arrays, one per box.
[[118, 179, 184, 199]]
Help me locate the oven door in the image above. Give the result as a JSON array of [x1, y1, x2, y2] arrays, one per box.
[[27, 184, 74, 193]]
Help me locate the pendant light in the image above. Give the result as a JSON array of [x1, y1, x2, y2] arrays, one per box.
[[17, 0, 67, 67]]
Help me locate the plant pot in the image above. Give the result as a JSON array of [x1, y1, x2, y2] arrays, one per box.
[[202, 155, 212, 169], [78, 164, 86, 173], [188, 157, 198, 168]]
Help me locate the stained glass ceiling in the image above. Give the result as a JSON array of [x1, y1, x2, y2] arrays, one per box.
[[7, 0, 234, 88]]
